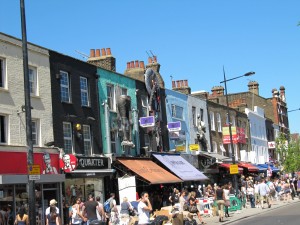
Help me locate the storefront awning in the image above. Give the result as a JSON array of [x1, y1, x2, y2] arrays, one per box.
[[254, 165, 268, 173], [219, 163, 243, 174], [238, 163, 259, 172], [117, 159, 182, 184], [257, 164, 280, 173], [152, 153, 208, 181]]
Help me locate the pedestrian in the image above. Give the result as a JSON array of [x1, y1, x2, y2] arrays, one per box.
[[169, 188, 179, 206], [137, 192, 152, 225], [82, 195, 102, 225], [254, 180, 260, 208], [95, 196, 105, 222], [46, 205, 60, 225], [108, 193, 118, 225], [14, 207, 29, 225], [258, 178, 271, 209], [45, 199, 60, 216], [223, 184, 230, 217], [188, 196, 206, 224], [215, 184, 225, 222], [120, 197, 133, 225], [70, 197, 85, 225], [179, 190, 187, 212], [247, 183, 255, 208]]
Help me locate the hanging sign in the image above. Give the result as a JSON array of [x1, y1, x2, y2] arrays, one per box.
[[139, 116, 155, 128], [167, 121, 181, 132]]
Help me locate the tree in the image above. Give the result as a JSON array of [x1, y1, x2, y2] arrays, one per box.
[[275, 133, 300, 173]]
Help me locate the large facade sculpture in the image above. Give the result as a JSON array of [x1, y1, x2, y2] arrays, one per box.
[[196, 114, 208, 151]]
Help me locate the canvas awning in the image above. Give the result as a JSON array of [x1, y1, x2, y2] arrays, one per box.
[[152, 153, 208, 181], [238, 163, 259, 173], [219, 163, 243, 174], [117, 159, 182, 184]]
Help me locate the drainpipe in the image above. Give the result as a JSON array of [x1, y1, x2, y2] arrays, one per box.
[[103, 100, 111, 155], [132, 108, 140, 155]]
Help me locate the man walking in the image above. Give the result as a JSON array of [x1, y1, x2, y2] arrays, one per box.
[[82, 195, 102, 225], [258, 178, 271, 209], [138, 192, 152, 225]]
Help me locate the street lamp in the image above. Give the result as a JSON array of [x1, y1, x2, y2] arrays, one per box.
[[288, 108, 300, 113], [220, 67, 255, 195]]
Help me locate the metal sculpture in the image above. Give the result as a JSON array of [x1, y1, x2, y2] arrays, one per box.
[[196, 114, 208, 151], [117, 95, 135, 148]]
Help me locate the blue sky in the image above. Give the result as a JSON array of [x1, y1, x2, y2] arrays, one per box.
[[1, 0, 300, 134]]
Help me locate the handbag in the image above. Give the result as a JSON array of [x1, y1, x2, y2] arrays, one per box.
[[188, 205, 198, 213]]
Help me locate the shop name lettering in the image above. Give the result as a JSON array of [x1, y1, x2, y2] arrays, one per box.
[[137, 167, 162, 174], [78, 158, 104, 168]]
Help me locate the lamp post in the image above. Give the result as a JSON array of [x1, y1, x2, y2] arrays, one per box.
[[220, 67, 255, 195]]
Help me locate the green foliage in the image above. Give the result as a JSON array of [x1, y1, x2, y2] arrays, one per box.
[[275, 133, 300, 173]]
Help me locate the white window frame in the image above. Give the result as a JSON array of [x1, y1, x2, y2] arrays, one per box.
[[31, 119, 39, 146], [231, 116, 236, 126], [60, 71, 71, 103], [0, 57, 7, 89], [210, 111, 215, 131], [111, 130, 117, 154], [107, 84, 115, 111], [29, 66, 38, 96], [83, 124, 92, 155], [63, 122, 73, 153], [0, 114, 8, 144], [192, 106, 196, 127], [121, 87, 127, 96], [141, 95, 149, 117], [212, 141, 218, 153], [171, 104, 183, 120], [216, 113, 222, 132], [80, 76, 90, 107]]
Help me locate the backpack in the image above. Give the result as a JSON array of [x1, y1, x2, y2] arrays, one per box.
[[104, 198, 112, 213]]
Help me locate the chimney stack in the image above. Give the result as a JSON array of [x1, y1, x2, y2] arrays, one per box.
[[172, 79, 191, 95], [248, 81, 259, 95], [87, 48, 116, 71], [90, 49, 95, 57]]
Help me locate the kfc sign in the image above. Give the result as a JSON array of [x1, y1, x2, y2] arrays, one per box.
[[59, 154, 77, 173], [268, 141, 276, 149]]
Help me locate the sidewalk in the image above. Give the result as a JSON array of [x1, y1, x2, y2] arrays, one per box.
[[202, 197, 299, 224]]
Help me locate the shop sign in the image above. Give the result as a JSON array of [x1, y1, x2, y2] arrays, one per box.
[[189, 144, 199, 151], [75, 156, 109, 170], [167, 121, 181, 132], [268, 141, 276, 149], [230, 164, 239, 174], [28, 164, 40, 175], [175, 145, 185, 151], [59, 154, 77, 173], [29, 175, 40, 180], [139, 116, 155, 127]]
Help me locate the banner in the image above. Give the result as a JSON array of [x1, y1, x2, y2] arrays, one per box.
[[118, 176, 136, 203], [222, 127, 245, 144]]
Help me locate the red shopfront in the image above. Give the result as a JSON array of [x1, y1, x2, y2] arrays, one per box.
[[0, 146, 65, 225]]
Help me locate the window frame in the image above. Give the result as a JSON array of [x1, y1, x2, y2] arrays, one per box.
[[63, 122, 73, 153], [192, 106, 196, 127], [210, 111, 215, 131], [171, 104, 184, 120], [0, 114, 7, 144], [80, 76, 90, 107], [216, 113, 222, 132], [141, 95, 149, 117], [107, 84, 115, 111], [0, 57, 6, 89], [29, 66, 38, 96], [60, 71, 71, 103], [82, 124, 92, 155], [111, 130, 117, 154], [31, 119, 39, 146]]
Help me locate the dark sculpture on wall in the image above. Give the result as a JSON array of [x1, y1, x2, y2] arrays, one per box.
[[144, 68, 161, 152], [117, 95, 135, 148], [196, 114, 208, 151]]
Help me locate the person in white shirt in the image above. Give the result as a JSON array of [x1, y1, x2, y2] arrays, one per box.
[[45, 199, 60, 216], [254, 181, 260, 208], [138, 192, 152, 225], [247, 184, 255, 208]]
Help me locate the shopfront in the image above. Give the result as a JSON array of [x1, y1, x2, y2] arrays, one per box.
[[0, 147, 65, 225], [63, 155, 114, 205]]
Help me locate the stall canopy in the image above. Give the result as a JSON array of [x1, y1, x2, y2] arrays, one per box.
[[238, 162, 259, 172], [117, 159, 182, 184], [152, 153, 208, 181], [219, 163, 243, 174], [254, 165, 268, 173], [257, 164, 280, 173]]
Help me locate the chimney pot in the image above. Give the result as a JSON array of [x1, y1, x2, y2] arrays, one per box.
[[153, 56, 157, 63], [127, 62, 130, 69], [101, 48, 106, 56], [140, 61, 145, 69], [135, 60, 139, 68], [176, 80, 181, 88], [106, 48, 111, 55], [90, 49, 95, 57], [148, 57, 152, 64], [172, 80, 176, 88], [130, 61, 134, 68], [95, 49, 100, 57]]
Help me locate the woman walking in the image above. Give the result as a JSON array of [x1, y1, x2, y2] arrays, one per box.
[[14, 207, 29, 225], [215, 184, 225, 222]]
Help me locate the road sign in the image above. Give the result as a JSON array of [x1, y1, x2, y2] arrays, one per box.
[[139, 116, 155, 128], [29, 175, 40, 180], [28, 164, 40, 175], [167, 121, 181, 132], [189, 144, 199, 151], [230, 164, 239, 174]]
